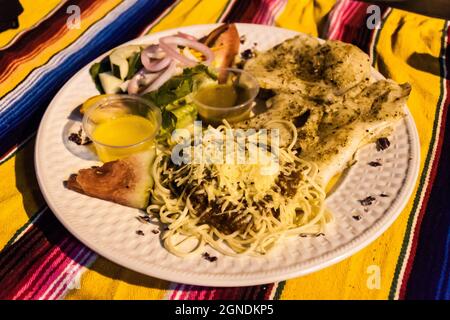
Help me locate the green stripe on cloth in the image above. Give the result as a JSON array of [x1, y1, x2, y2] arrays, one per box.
[[389, 20, 449, 300], [273, 281, 286, 300]]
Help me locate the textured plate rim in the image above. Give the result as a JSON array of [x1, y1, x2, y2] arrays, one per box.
[[35, 23, 421, 287]]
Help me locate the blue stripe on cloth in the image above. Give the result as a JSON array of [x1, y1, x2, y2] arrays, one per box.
[[0, 0, 172, 155], [405, 111, 450, 299], [436, 230, 450, 299], [405, 22, 450, 300]]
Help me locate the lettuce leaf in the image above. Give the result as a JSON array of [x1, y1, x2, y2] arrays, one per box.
[[143, 65, 216, 141], [143, 64, 216, 107], [167, 99, 197, 129], [158, 109, 177, 141], [157, 99, 197, 142]]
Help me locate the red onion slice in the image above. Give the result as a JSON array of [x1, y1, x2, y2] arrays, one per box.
[[141, 44, 164, 59], [145, 56, 172, 72], [142, 61, 177, 94], [177, 31, 197, 41], [159, 42, 196, 67], [128, 68, 162, 94], [141, 44, 166, 71], [127, 69, 145, 94], [159, 36, 214, 66]]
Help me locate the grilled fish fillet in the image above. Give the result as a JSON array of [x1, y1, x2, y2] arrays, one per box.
[[303, 81, 411, 184], [244, 35, 371, 97], [237, 35, 411, 185]]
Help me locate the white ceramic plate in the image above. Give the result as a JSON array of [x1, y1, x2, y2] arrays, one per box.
[[35, 23, 420, 287]]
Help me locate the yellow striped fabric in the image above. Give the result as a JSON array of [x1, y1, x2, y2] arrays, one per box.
[[0, 0, 63, 49], [0, 0, 122, 98], [278, 7, 445, 300], [66, 0, 233, 300], [0, 0, 122, 248], [0, 139, 44, 248], [1, 0, 446, 299], [147, 0, 232, 34]]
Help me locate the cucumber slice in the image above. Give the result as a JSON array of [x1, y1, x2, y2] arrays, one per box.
[[98, 72, 123, 94], [109, 45, 142, 80]]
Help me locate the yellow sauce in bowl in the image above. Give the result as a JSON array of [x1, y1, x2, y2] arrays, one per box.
[[82, 95, 161, 163], [92, 115, 155, 146], [91, 115, 157, 162]]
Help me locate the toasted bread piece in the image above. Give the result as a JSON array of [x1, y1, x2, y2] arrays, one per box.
[[66, 151, 155, 209], [202, 23, 240, 82]]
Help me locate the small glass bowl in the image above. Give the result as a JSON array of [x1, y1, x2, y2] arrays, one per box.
[[192, 68, 259, 124], [82, 94, 161, 162]]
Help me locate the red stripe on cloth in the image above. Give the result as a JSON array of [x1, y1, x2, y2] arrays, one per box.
[[329, 1, 360, 40], [0, 0, 100, 84], [326, 1, 389, 57], [398, 23, 450, 299], [45, 247, 95, 300], [0, 208, 94, 300], [0, 226, 43, 279], [14, 238, 74, 299], [169, 283, 181, 299], [179, 285, 192, 300], [0, 27, 67, 83], [22, 240, 91, 300], [0, 143, 18, 162], [264, 284, 275, 299], [224, 0, 279, 24], [329, 1, 371, 41], [171, 285, 273, 300], [0, 1, 69, 51], [252, 0, 278, 24], [0, 238, 54, 299], [243, 286, 256, 299]]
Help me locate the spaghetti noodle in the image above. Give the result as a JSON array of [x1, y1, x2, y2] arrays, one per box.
[[148, 121, 331, 257]]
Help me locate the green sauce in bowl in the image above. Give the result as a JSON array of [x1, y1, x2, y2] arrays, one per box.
[[193, 68, 259, 124]]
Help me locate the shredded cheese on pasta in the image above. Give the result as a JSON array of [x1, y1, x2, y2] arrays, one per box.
[[148, 121, 332, 257]]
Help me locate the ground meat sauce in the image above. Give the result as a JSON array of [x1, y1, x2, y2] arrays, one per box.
[[277, 170, 301, 198], [194, 173, 301, 235], [190, 192, 249, 235], [168, 161, 303, 235]]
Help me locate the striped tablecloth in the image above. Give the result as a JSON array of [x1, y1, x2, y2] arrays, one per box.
[[0, 0, 448, 300]]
